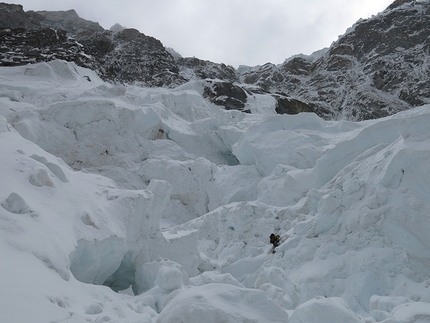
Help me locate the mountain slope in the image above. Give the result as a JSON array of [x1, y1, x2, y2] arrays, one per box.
[[0, 3, 185, 87], [1, 1, 429, 120], [241, 0, 430, 120]]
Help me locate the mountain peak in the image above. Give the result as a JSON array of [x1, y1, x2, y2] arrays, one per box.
[[388, 0, 415, 10], [0, 2, 23, 12], [109, 23, 125, 33]]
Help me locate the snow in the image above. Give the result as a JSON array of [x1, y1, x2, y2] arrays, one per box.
[[1, 60, 430, 322], [157, 283, 289, 323], [290, 297, 366, 323]]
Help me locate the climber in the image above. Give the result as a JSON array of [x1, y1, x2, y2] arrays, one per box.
[[270, 233, 280, 253]]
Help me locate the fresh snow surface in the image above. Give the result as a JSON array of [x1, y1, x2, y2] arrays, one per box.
[[1, 60, 430, 323]]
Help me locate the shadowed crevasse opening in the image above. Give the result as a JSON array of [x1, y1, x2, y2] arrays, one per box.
[[69, 238, 139, 294], [103, 251, 137, 292]]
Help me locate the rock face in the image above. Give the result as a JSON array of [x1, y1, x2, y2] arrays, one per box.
[[0, 3, 40, 30], [35, 9, 104, 37], [177, 57, 238, 82], [241, 0, 430, 120], [202, 80, 250, 113], [274, 95, 314, 115], [0, 27, 92, 67], [79, 28, 186, 87], [0, 1, 429, 120], [0, 4, 185, 87]]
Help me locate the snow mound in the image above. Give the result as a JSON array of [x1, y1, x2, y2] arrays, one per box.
[[157, 284, 289, 323], [289, 297, 364, 323], [254, 266, 299, 309], [2, 192, 32, 214], [156, 265, 184, 292], [21, 60, 102, 86]]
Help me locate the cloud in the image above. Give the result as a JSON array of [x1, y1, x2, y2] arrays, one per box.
[[15, 0, 394, 67]]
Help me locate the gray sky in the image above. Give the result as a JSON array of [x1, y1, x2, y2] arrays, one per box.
[[15, 0, 394, 67]]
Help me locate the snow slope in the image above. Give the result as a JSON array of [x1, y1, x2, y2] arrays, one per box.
[[1, 60, 429, 322]]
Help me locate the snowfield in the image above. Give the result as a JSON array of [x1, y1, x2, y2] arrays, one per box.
[[1, 60, 430, 322]]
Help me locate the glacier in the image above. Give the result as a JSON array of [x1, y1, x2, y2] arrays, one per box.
[[0, 60, 430, 322]]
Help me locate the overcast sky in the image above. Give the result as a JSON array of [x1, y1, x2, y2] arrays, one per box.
[[15, 0, 394, 67]]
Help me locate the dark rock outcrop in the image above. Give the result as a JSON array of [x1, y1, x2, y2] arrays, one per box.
[[0, 27, 93, 67], [203, 80, 250, 113], [274, 95, 314, 115]]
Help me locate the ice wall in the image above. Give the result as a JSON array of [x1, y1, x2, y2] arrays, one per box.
[[2, 61, 430, 322], [179, 105, 430, 315], [0, 116, 202, 321]]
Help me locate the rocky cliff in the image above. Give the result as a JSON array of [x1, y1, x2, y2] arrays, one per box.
[[241, 0, 430, 120], [1, 1, 429, 120], [0, 3, 185, 87]]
